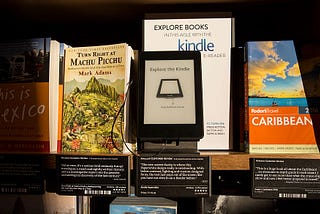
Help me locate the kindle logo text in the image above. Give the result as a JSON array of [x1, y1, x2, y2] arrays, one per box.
[[178, 39, 214, 51]]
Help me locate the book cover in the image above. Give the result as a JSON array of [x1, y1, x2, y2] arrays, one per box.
[[246, 40, 319, 153], [143, 12, 235, 150], [200, 194, 320, 214], [42, 192, 76, 214], [200, 195, 276, 214], [0, 192, 77, 214], [0, 194, 45, 213], [109, 196, 177, 214], [0, 37, 53, 152], [61, 43, 133, 153]]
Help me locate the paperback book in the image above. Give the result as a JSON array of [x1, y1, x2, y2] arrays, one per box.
[[0, 192, 77, 214], [143, 12, 235, 150], [61, 43, 133, 153], [246, 40, 319, 153], [0, 37, 60, 152], [50, 41, 71, 152], [56, 43, 71, 152], [109, 196, 177, 214]]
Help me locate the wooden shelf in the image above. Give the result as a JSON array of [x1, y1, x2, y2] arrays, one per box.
[[201, 152, 320, 170]]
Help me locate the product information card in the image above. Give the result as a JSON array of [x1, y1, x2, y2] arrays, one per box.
[[136, 155, 211, 197], [0, 154, 44, 194], [251, 158, 320, 199], [56, 155, 130, 196]]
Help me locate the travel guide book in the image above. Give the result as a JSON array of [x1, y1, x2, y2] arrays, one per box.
[[143, 12, 235, 150], [109, 196, 177, 214], [61, 43, 133, 153], [0, 37, 59, 152], [246, 40, 319, 153]]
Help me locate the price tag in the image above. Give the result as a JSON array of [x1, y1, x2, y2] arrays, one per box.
[[57, 155, 130, 196], [136, 155, 211, 197], [251, 158, 320, 199], [0, 154, 44, 194]]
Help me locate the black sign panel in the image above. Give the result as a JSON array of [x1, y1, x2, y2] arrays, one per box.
[[57, 155, 130, 196], [251, 158, 320, 199], [0, 154, 44, 194], [136, 155, 211, 197]]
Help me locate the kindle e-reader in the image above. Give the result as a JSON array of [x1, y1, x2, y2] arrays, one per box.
[[137, 51, 203, 143]]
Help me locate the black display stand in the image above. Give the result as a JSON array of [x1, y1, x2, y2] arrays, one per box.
[[139, 140, 199, 154]]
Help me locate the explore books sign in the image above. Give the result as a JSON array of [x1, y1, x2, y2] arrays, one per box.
[[143, 12, 234, 150]]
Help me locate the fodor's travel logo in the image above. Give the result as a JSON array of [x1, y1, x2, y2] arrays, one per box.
[[250, 107, 279, 114]]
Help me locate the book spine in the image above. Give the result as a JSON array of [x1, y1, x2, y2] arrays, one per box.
[[243, 45, 249, 152], [230, 47, 245, 151]]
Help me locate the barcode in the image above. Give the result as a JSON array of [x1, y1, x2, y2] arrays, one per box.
[[1, 187, 27, 193], [84, 190, 111, 195], [279, 193, 307, 199]]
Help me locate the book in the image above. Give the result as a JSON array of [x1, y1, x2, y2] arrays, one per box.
[[230, 47, 245, 151], [143, 12, 235, 150], [124, 49, 139, 152], [199, 194, 318, 214], [49, 40, 60, 153], [296, 42, 320, 148], [0, 37, 60, 152], [49, 41, 72, 153], [61, 43, 133, 153], [0, 194, 45, 213], [0, 192, 77, 214], [43, 192, 77, 214], [56, 43, 71, 152], [245, 40, 319, 153], [109, 196, 177, 214]]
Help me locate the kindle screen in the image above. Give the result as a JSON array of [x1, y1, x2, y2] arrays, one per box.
[[144, 59, 195, 124]]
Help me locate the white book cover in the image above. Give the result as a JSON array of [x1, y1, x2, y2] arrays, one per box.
[[143, 13, 234, 150]]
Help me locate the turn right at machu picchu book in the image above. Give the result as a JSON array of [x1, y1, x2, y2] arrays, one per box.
[[61, 43, 133, 153], [246, 40, 320, 153]]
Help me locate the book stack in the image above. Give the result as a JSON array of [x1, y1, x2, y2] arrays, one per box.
[[0, 38, 134, 154]]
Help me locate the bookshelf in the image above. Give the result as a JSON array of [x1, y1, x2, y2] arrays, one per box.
[[1, 0, 320, 213]]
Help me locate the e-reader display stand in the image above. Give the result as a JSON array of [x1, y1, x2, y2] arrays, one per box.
[[137, 51, 204, 154], [135, 51, 211, 198]]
